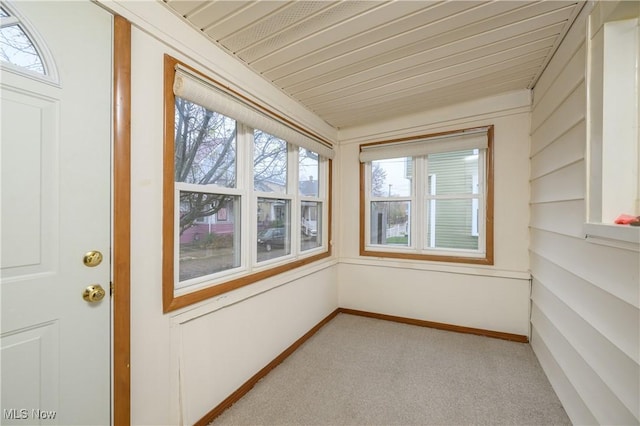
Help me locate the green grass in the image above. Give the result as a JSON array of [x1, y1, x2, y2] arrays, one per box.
[[386, 236, 408, 244]]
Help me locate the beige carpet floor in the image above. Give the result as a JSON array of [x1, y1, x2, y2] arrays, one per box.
[[212, 313, 570, 425]]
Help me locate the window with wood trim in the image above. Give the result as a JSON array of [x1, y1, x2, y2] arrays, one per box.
[[359, 126, 494, 264], [163, 55, 333, 312]]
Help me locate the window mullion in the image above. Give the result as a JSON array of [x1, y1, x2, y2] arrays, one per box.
[[477, 149, 486, 252], [289, 144, 299, 255], [241, 124, 253, 269], [413, 156, 423, 250], [175, 181, 241, 195], [364, 162, 372, 246]]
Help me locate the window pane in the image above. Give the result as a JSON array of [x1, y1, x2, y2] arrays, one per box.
[[301, 201, 321, 251], [254, 130, 287, 193], [369, 201, 410, 246], [426, 150, 478, 195], [174, 98, 236, 187], [257, 198, 291, 262], [371, 158, 412, 197], [299, 148, 319, 197], [179, 192, 240, 282], [426, 199, 478, 250], [0, 25, 45, 74]]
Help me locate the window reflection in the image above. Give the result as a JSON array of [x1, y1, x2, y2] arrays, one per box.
[[256, 198, 291, 262], [178, 192, 240, 284]]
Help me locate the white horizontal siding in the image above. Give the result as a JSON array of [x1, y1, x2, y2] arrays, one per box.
[[531, 327, 598, 425], [529, 199, 585, 237], [532, 281, 639, 418], [531, 253, 639, 362], [532, 4, 588, 109], [530, 120, 585, 180], [531, 309, 636, 425], [531, 230, 639, 307], [530, 42, 586, 132], [530, 3, 640, 425], [530, 81, 586, 156], [530, 160, 585, 204]]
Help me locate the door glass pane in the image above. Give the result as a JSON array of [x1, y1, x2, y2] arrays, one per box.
[[256, 198, 291, 262], [178, 192, 240, 283], [301, 201, 321, 251], [426, 199, 478, 250], [369, 201, 410, 246], [0, 24, 45, 74], [371, 157, 412, 197], [174, 98, 237, 188], [299, 148, 319, 197], [254, 130, 287, 193]]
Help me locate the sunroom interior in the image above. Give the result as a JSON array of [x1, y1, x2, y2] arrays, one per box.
[[1, 1, 638, 425]]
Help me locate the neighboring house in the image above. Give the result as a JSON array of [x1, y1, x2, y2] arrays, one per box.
[[179, 207, 234, 244], [300, 176, 319, 236]]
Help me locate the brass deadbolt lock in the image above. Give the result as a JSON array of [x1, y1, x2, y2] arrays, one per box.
[[83, 284, 106, 303], [83, 251, 103, 267]]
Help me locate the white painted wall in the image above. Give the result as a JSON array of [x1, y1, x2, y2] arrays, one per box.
[[100, 2, 340, 424], [337, 92, 533, 336], [530, 2, 640, 424]]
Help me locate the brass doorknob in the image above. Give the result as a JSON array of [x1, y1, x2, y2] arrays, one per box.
[[83, 284, 106, 303], [83, 250, 103, 267]]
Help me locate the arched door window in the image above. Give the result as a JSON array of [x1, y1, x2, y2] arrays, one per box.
[[0, 3, 55, 81]]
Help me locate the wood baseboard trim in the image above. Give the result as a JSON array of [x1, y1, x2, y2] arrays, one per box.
[[195, 306, 527, 425], [338, 308, 529, 343], [194, 308, 340, 426]]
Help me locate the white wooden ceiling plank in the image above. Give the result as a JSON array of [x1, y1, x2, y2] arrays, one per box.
[[311, 58, 543, 119], [288, 18, 564, 97], [296, 26, 558, 101], [233, 1, 365, 63], [306, 50, 548, 111], [325, 81, 529, 128], [324, 77, 532, 128], [186, 1, 253, 30], [269, 1, 574, 87], [284, 16, 564, 95], [412, 79, 532, 110], [219, 1, 335, 55], [263, 1, 521, 81], [165, 0, 209, 17], [251, 0, 453, 72], [301, 43, 551, 107], [204, 2, 290, 41]]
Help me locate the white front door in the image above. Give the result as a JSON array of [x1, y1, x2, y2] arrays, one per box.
[[1, 2, 112, 424]]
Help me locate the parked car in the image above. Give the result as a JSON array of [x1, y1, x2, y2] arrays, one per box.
[[301, 219, 317, 237], [257, 227, 286, 251]]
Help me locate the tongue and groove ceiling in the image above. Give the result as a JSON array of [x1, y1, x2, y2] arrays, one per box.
[[162, 1, 584, 129]]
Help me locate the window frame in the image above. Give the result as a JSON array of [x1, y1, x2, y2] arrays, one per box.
[[359, 126, 494, 265], [163, 55, 332, 312]]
